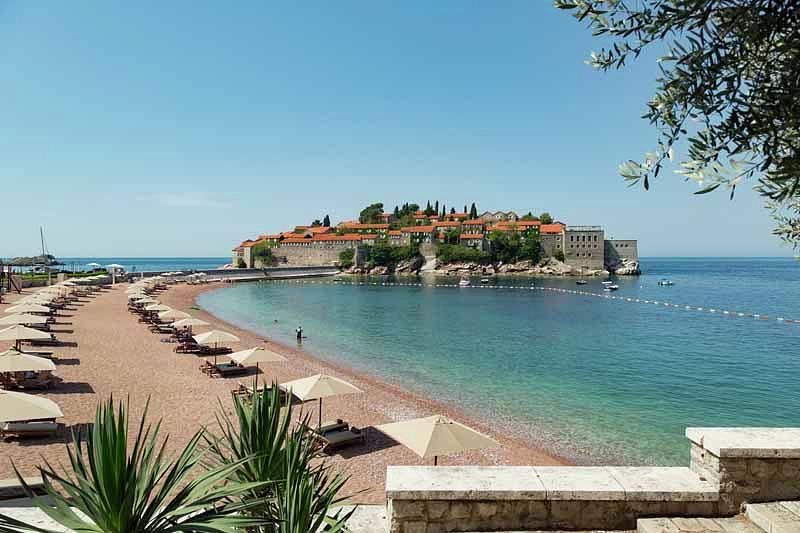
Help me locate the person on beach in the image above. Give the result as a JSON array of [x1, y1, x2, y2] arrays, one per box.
[[296, 325, 303, 342]]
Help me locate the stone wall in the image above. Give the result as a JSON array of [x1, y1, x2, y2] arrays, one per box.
[[564, 227, 604, 271], [386, 428, 800, 532], [687, 428, 800, 514], [540, 233, 564, 258], [270, 244, 359, 267]]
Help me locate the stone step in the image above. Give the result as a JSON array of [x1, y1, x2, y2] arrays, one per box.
[[745, 501, 800, 533], [638, 516, 765, 532]]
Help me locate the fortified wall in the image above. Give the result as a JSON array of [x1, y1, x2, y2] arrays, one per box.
[[269, 245, 366, 268], [385, 427, 800, 532]]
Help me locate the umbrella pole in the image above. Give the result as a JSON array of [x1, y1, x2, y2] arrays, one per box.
[[434, 456, 438, 466], [318, 398, 322, 429], [256, 362, 260, 389]]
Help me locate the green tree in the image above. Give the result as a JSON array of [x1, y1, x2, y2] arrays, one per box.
[[237, 257, 247, 268], [518, 234, 542, 263], [556, 0, 800, 247], [435, 200, 439, 214], [539, 212, 553, 225], [310, 219, 322, 227], [554, 249, 566, 262], [444, 228, 460, 245], [436, 244, 490, 265], [521, 212, 538, 221], [338, 249, 354, 268], [441, 203, 446, 218], [424, 201, 435, 217], [0, 398, 264, 533], [252, 243, 277, 267], [469, 202, 478, 219], [393, 205, 400, 218], [450, 207, 456, 214], [359, 202, 384, 224], [323, 215, 331, 227]]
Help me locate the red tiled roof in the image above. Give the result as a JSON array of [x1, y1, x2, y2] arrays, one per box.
[[414, 213, 427, 219], [401, 225, 435, 233], [388, 230, 402, 236], [460, 233, 484, 239], [308, 226, 333, 234], [359, 233, 379, 240], [240, 240, 257, 248], [280, 231, 303, 238], [258, 234, 282, 240], [232, 246, 243, 252], [282, 233, 362, 243], [446, 212, 468, 219], [462, 219, 485, 225], [338, 223, 390, 230], [541, 223, 566, 234], [434, 221, 461, 227]]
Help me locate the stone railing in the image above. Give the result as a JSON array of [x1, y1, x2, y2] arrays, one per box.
[[385, 427, 800, 532]]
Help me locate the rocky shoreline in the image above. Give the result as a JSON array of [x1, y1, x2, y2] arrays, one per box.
[[344, 256, 641, 277]]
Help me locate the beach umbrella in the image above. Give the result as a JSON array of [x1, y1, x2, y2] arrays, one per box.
[[106, 264, 124, 269], [227, 347, 287, 387], [5, 303, 51, 314], [172, 317, 209, 329], [85, 262, 101, 268], [0, 349, 55, 372], [376, 415, 499, 465], [158, 309, 190, 322], [193, 330, 240, 365], [0, 390, 63, 423], [144, 303, 171, 312], [0, 324, 51, 350], [279, 374, 363, 429], [133, 297, 157, 305], [0, 314, 48, 326]]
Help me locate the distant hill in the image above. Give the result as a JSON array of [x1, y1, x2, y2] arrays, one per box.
[[4, 254, 62, 266]]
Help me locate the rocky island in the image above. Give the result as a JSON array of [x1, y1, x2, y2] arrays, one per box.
[[233, 201, 640, 277]]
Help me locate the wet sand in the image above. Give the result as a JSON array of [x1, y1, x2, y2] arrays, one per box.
[[0, 281, 565, 504]]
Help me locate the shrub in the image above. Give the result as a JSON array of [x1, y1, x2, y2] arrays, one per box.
[[338, 249, 354, 268], [554, 250, 565, 262], [252, 243, 277, 267], [436, 244, 490, 265], [237, 257, 247, 268]]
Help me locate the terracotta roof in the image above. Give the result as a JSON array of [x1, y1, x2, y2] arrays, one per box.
[[462, 219, 485, 225], [460, 233, 484, 239], [388, 230, 402, 236], [308, 226, 333, 234], [338, 223, 390, 230], [280, 231, 303, 238], [414, 213, 427, 219], [258, 234, 282, 240], [282, 233, 362, 244], [401, 225, 435, 233], [541, 223, 566, 234], [294, 225, 310, 230], [240, 240, 257, 248], [232, 246, 243, 251], [359, 233, 379, 240], [446, 212, 468, 219], [433, 221, 461, 227]]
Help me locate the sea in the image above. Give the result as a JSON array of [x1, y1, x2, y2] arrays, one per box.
[[6, 257, 231, 273], [196, 257, 800, 466]]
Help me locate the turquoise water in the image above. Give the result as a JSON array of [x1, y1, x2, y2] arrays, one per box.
[[197, 258, 800, 465]]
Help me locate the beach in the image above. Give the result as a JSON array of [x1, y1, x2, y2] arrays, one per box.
[[0, 281, 564, 504]]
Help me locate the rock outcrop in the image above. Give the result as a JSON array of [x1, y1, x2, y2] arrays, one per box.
[[606, 257, 641, 275]]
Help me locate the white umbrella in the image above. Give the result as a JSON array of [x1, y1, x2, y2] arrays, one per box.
[[0, 349, 55, 372], [106, 264, 124, 268], [227, 347, 286, 387], [158, 309, 190, 322], [0, 314, 48, 326], [144, 303, 171, 312], [193, 330, 240, 365], [0, 324, 51, 350], [172, 317, 209, 329], [4, 304, 51, 314], [85, 262, 101, 268], [280, 374, 363, 428], [193, 330, 240, 346], [0, 390, 63, 423], [376, 415, 500, 465]]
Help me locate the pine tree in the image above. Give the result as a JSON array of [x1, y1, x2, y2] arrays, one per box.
[[435, 200, 439, 214], [470, 202, 478, 219], [323, 214, 331, 227]]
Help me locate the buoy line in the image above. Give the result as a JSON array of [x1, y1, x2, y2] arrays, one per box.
[[263, 278, 800, 326]]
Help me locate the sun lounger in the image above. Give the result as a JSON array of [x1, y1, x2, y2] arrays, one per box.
[[1, 421, 59, 439], [175, 342, 200, 353], [316, 419, 349, 435], [318, 426, 365, 452], [28, 335, 58, 346], [215, 363, 247, 377], [232, 382, 287, 399], [197, 345, 233, 356]]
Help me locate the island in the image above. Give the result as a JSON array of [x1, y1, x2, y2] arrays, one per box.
[[232, 202, 640, 276]]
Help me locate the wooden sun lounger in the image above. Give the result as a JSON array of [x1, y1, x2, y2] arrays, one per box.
[[232, 382, 287, 399], [1, 421, 59, 439], [197, 345, 233, 356], [318, 427, 365, 452], [27, 336, 59, 346], [315, 419, 349, 436]]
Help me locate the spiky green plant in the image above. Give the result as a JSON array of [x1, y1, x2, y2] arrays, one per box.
[[207, 383, 353, 532], [0, 397, 269, 533]]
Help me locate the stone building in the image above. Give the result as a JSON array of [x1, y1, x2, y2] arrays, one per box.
[[401, 225, 437, 245], [459, 233, 488, 251], [272, 234, 364, 267], [462, 219, 485, 234], [564, 226, 605, 271], [539, 223, 566, 257], [336, 222, 389, 235], [480, 210, 519, 223]]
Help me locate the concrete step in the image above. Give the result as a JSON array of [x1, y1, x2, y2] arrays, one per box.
[[638, 516, 765, 532], [745, 501, 800, 533]]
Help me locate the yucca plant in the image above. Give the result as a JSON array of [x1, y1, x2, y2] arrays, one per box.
[[0, 397, 269, 533], [207, 383, 353, 532]]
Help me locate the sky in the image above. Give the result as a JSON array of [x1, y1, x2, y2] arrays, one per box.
[[0, 1, 790, 258]]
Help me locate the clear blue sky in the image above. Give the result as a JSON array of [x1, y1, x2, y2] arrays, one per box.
[[0, 1, 789, 258]]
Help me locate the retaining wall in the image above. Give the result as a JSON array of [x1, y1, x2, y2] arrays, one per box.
[[386, 428, 800, 532]]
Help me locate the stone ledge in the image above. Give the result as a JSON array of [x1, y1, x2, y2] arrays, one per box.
[[386, 466, 717, 502], [686, 427, 800, 458], [0, 478, 43, 500]]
